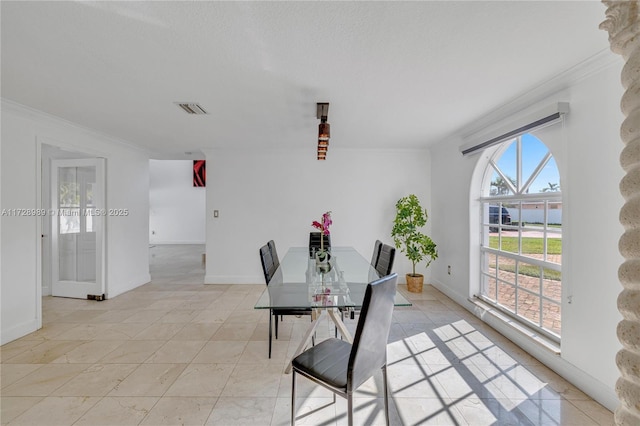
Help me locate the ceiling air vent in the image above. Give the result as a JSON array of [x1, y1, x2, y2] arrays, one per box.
[[175, 102, 208, 115]]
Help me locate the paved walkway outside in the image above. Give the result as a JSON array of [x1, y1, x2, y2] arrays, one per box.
[[486, 240, 562, 335]]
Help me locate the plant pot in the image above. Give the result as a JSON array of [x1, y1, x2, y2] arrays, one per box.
[[406, 273, 424, 293], [315, 250, 332, 273]]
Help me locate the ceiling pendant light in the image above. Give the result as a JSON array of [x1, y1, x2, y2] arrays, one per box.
[[316, 103, 330, 160]]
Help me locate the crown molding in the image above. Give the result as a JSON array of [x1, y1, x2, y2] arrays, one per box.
[[449, 48, 620, 143]]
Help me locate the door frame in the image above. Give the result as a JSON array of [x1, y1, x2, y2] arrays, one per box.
[[36, 139, 108, 319]]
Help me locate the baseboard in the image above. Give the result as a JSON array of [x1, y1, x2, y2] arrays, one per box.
[[107, 273, 151, 298], [1, 318, 39, 345], [430, 279, 619, 412]]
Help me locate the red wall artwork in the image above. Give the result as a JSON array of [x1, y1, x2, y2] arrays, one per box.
[[193, 160, 206, 187]]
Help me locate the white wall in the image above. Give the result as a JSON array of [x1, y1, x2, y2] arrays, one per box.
[[428, 59, 624, 410], [149, 160, 206, 244], [203, 148, 432, 284], [508, 208, 562, 224], [0, 100, 151, 344]]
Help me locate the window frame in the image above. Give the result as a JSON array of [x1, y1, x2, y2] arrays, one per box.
[[478, 135, 562, 343]]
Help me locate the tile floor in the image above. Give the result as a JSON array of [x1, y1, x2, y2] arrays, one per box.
[[1, 244, 613, 425]]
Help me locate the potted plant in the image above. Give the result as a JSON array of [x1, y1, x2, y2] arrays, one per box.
[[391, 194, 438, 293]]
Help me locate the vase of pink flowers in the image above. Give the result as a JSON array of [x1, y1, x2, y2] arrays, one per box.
[[312, 211, 332, 270]]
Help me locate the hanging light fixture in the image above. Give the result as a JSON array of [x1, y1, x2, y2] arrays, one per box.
[[316, 103, 330, 160]]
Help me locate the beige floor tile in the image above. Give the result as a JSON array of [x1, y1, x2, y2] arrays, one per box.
[[90, 308, 138, 323], [206, 300, 243, 312], [55, 322, 149, 340], [52, 363, 138, 396], [386, 336, 427, 367], [237, 340, 288, 365], [191, 341, 247, 364], [42, 309, 77, 323], [452, 397, 527, 425], [74, 396, 159, 425], [140, 397, 217, 425], [179, 299, 215, 310], [171, 323, 220, 341], [236, 294, 265, 310], [387, 363, 445, 399], [270, 319, 297, 341], [221, 364, 283, 397], [0, 245, 613, 426], [108, 363, 186, 397], [144, 340, 207, 363], [515, 397, 601, 425], [278, 369, 336, 399], [393, 309, 431, 323], [132, 323, 186, 340], [94, 322, 152, 340], [2, 363, 90, 396], [123, 309, 169, 323], [394, 397, 467, 425], [51, 340, 124, 363], [225, 310, 266, 324], [0, 364, 43, 388], [57, 309, 108, 323], [334, 396, 403, 426], [0, 340, 44, 362], [211, 322, 258, 341], [3, 340, 85, 364], [99, 340, 165, 363], [158, 309, 201, 323], [144, 299, 185, 311], [273, 397, 338, 426], [164, 363, 235, 397], [570, 399, 615, 425], [17, 322, 80, 341], [0, 396, 43, 424], [6, 396, 100, 425], [206, 397, 277, 425], [192, 310, 233, 323]]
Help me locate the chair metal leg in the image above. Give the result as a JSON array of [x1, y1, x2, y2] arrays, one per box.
[[291, 370, 297, 425], [268, 310, 273, 359], [274, 312, 279, 339], [382, 365, 390, 426], [347, 392, 353, 426]]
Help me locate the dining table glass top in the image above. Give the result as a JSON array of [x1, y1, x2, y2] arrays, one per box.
[[254, 246, 411, 310]]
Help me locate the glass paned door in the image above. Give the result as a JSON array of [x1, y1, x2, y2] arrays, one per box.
[[51, 158, 105, 299]]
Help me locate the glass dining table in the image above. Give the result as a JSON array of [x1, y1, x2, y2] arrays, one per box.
[[254, 246, 412, 372]]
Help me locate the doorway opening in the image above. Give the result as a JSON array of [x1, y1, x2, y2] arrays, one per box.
[[41, 144, 106, 300]]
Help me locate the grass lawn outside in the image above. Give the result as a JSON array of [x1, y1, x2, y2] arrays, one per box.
[[489, 236, 562, 254], [488, 236, 561, 280]]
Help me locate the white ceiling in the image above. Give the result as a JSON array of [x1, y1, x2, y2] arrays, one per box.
[[1, 1, 610, 158]]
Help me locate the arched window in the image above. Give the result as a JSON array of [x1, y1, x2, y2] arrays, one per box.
[[479, 133, 562, 341]]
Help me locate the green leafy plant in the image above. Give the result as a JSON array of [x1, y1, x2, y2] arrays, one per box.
[[391, 194, 438, 276]]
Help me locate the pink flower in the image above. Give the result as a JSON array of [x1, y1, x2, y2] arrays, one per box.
[[311, 211, 332, 235]]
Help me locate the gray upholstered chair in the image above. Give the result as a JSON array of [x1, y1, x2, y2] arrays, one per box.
[[371, 239, 383, 267], [260, 241, 312, 358], [375, 244, 396, 277], [337, 239, 388, 333], [291, 273, 398, 426], [267, 239, 279, 271]]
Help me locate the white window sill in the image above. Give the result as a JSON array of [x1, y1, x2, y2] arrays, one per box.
[[469, 297, 561, 356]]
